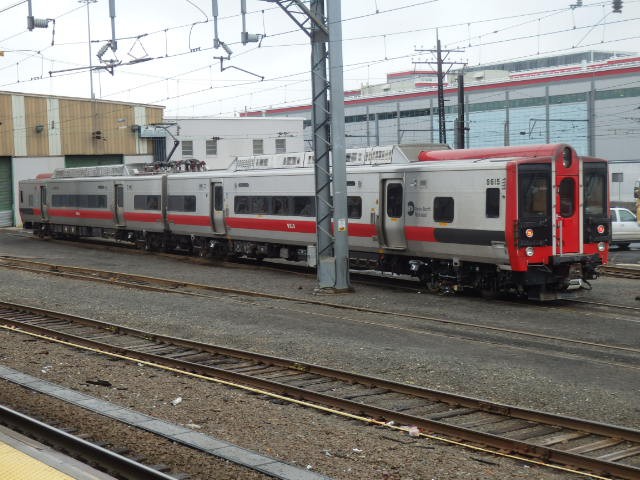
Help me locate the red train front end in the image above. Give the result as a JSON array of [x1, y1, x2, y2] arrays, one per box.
[[420, 144, 609, 299], [505, 147, 608, 299]]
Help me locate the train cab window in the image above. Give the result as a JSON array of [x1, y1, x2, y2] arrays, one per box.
[[559, 178, 575, 218], [19, 191, 23, 203], [583, 163, 607, 217], [485, 188, 500, 218], [386, 183, 403, 218], [434, 197, 454, 222], [347, 196, 362, 219], [519, 166, 551, 218], [168, 195, 196, 212]]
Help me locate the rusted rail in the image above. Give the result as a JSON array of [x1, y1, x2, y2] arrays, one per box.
[[1, 301, 639, 479]]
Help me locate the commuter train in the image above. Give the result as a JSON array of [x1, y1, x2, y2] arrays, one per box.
[[18, 143, 610, 300]]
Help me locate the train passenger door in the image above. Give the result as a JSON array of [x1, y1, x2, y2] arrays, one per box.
[[381, 179, 406, 249], [115, 184, 125, 225], [39, 185, 48, 220], [555, 158, 580, 254], [210, 181, 225, 234]]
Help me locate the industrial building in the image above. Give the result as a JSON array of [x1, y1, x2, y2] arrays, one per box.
[[243, 51, 640, 205], [0, 91, 165, 227], [165, 116, 305, 170]]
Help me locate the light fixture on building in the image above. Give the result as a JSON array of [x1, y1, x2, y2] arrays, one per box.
[[35, 124, 44, 133]]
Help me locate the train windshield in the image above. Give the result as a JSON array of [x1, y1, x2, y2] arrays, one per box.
[[583, 162, 607, 217], [518, 164, 551, 219]]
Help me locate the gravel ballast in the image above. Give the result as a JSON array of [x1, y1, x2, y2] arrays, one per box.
[[1, 230, 639, 478]]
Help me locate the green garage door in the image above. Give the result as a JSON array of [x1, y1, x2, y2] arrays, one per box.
[[65, 155, 124, 168], [0, 157, 12, 227]]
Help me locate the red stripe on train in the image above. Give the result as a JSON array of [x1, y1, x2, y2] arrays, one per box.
[[47, 208, 114, 220], [124, 212, 163, 223], [405, 226, 437, 242], [225, 217, 378, 237], [167, 214, 212, 227], [226, 217, 316, 233]]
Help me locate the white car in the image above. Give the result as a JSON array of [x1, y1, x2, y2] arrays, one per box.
[[610, 207, 640, 248]]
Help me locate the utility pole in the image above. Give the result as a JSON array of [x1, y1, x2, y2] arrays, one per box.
[[268, 0, 350, 293], [79, 0, 98, 99], [414, 31, 464, 145], [454, 73, 465, 149]]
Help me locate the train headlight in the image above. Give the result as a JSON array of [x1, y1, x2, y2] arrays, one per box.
[[525, 228, 534, 238], [598, 242, 606, 252], [596, 224, 605, 234], [525, 246, 535, 257]]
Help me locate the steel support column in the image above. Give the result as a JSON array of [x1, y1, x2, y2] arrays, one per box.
[[327, 0, 350, 291]]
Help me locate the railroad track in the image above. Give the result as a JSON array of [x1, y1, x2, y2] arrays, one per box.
[[1, 301, 639, 479], [0, 405, 179, 480], [2, 256, 639, 370], [598, 265, 640, 280]]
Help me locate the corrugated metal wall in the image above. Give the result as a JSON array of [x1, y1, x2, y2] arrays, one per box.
[[0, 93, 164, 157], [0, 157, 13, 227], [24, 96, 49, 157], [0, 96, 14, 155]]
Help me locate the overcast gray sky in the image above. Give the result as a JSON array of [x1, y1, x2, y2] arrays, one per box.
[[1, 0, 639, 117]]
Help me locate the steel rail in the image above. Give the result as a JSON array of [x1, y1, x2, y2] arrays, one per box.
[[0, 405, 178, 480], [598, 265, 640, 280], [2, 257, 639, 361], [1, 301, 639, 479]]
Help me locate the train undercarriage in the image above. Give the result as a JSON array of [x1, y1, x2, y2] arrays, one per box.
[[31, 221, 601, 301]]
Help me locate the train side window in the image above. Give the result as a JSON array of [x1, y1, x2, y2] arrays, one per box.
[[235, 196, 249, 214], [294, 196, 315, 216], [434, 197, 454, 222], [183, 195, 196, 212], [214, 186, 223, 211], [116, 187, 124, 208], [20, 191, 23, 203], [559, 178, 575, 218], [272, 196, 290, 215], [347, 196, 362, 219], [168, 195, 196, 212], [386, 184, 403, 218], [134, 195, 160, 210], [251, 196, 269, 214], [485, 188, 500, 218]]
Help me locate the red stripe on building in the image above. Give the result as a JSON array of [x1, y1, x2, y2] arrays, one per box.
[[48, 208, 114, 220], [247, 63, 640, 115]]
